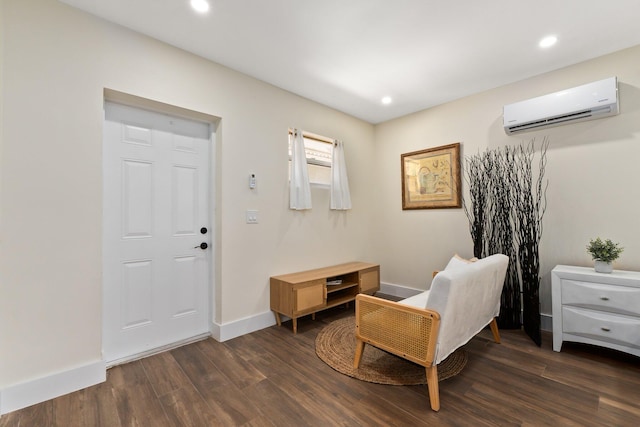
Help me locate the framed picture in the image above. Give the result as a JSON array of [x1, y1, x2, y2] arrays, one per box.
[[401, 143, 461, 210]]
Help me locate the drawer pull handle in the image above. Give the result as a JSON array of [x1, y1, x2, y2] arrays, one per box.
[[601, 327, 611, 332], [600, 297, 610, 301]]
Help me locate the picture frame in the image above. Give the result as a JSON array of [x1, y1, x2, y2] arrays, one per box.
[[401, 143, 461, 210]]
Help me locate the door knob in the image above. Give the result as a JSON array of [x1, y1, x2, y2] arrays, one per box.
[[194, 242, 208, 250]]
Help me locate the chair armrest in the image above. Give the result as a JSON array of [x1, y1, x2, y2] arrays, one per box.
[[355, 294, 440, 367]]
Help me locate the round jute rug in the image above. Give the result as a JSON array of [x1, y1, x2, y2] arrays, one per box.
[[315, 316, 467, 385]]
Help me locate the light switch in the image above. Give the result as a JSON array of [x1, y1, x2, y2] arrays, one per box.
[[246, 210, 258, 224]]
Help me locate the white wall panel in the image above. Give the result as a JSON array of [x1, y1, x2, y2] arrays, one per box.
[[122, 160, 153, 238], [122, 260, 153, 328], [172, 256, 197, 317], [123, 124, 152, 146], [172, 165, 197, 236], [173, 134, 196, 153]]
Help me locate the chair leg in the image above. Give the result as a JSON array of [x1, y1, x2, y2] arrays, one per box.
[[426, 365, 440, 411], [353, 339, 365, 368], [489, 318, 501, 344]]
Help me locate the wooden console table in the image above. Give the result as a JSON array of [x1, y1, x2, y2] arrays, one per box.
[[270, 262, 380, 333]]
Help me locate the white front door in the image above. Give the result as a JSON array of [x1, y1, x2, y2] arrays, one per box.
[[103, 102, 211, 364]]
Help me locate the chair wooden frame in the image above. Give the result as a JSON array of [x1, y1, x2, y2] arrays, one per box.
[[354, 293, 501, 411]]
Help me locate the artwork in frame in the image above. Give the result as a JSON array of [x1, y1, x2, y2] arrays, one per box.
[[401, 143, 462, 210]]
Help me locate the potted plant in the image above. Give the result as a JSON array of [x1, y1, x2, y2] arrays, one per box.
[[586, 237, 623, 273]]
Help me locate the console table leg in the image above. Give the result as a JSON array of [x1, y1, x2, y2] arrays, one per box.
[[274, 312, 281, 326], [293, 318, 298, 334]]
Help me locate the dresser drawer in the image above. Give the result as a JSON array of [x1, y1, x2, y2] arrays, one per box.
[[562, 306, 640, 349], [561, 279, 640, 317]]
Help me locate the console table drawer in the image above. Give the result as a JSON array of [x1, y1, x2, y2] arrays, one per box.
[[562, 306, 640, 349], [294, 280, 326, 313], [561, 279, 640, 317]]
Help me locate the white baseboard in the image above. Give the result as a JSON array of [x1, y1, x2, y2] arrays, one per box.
[[205, 284, 554, 342], [380, 282, 554, 333], [0, 360, 106, 416], [208, 284, 421, 343], [0, 312, 277, 416], [211, 310, 276, 342], [540, 313, 552, 332], [106, 333, 211, 369]]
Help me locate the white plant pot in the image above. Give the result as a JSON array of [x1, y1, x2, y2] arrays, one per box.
[[594, 260, 613, 274]]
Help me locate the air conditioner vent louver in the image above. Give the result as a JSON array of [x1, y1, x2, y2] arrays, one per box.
[[503, 77, 618, 135]]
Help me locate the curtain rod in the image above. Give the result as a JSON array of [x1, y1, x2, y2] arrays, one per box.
[[288, 128, 334, 144]]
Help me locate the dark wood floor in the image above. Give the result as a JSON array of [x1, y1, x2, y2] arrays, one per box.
[[2, 303, 640, 426]]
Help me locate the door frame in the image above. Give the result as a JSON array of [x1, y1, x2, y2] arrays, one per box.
[[102, 89, 220, 365]]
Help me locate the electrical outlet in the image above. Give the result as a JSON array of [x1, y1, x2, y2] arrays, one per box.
[[246, 210, 259, 224]]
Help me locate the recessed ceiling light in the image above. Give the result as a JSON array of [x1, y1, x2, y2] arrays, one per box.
[[539, 35, 557, 48], [190, 0, 210, 13], [381, 96, 392, 105]]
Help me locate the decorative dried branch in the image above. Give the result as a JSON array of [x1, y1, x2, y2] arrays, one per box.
[[463, 154, 488, 258], [511, 138, 548, 346], [463, 139, 549, 339]]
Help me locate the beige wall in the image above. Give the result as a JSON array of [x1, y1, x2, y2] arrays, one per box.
[[2, 0, 640, 404], [0, 0, 374, 389], [372, 45, 640, 318]]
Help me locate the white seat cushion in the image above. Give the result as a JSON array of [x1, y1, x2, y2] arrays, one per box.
[[398, 290, 430, 308]]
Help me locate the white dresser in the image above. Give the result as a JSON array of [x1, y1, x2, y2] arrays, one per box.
[[551, 265, 640, 357]]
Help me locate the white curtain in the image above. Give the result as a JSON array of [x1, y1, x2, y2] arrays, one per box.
[[330, 139, 352, 210], [289, 129, 312, 210]]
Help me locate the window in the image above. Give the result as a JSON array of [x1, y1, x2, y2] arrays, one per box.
[[288, 129, 333, 186]]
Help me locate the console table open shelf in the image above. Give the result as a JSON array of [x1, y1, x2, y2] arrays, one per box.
[[270, 261, 380, 333]]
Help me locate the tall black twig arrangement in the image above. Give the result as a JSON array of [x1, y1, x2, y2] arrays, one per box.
[[463, 155, 487, 259], [463, 139, 549, 343], [492, 147, 521, 328], [512, 140, 548, 345]]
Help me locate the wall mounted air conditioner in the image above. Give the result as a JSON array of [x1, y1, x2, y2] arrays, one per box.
[[503, 77, 619, 135]]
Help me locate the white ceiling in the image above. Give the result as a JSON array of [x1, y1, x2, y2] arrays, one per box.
[[59, 0, 640, 124]]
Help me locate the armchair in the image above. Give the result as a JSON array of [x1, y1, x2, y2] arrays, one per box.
[[354, 254, 509, 411]]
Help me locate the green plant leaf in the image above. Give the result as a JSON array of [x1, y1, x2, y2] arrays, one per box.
[[586, 237, 624, 263]]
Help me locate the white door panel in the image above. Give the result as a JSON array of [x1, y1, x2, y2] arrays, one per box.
[[122, 159, 154, 238], [121, 260, 154, 328], [103, 102, 211, 364], [173, 164, 198, 235]]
